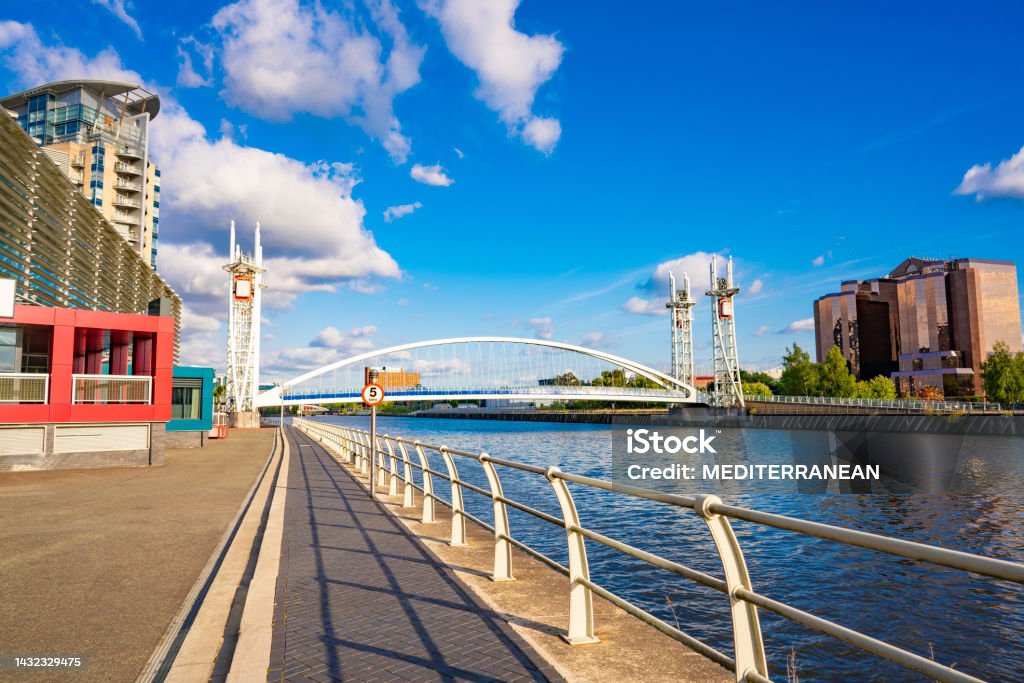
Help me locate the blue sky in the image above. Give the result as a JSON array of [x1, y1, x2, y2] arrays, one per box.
[[2, 0, 1024, 379]]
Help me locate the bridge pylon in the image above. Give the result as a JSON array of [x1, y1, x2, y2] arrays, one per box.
[[666, 272, 696, 390], [706, 256, 745, 407], [224, 220, 266, 428]]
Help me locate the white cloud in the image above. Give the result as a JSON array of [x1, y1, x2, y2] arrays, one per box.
[[176, 38, 214, 88], [785, 318, 816, 333], [410, 163, 454, 186], [955, 145, 1024, 200], [454, 147, 465, 159], [421, 0, 564, 153], [182, 305, 221, 333], [580, 331, 617, 348], [383, 201, 423, 222], [211, 0, 424, 162], [753, 325, 772, 337], [91, 0, 142, 40], [412, 358, 471, 377], [310, 324, 377, 350], [812, 255, 826, 267], [621, 251, 724, 316], [527, 316, 553, 340], [622, 296, 666, 316], [748, 278, 763, 295]]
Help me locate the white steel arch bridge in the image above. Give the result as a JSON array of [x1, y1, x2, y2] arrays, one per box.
[[255, 337, 699, 407]]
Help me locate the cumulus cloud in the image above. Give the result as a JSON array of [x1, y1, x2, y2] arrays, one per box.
[[91, 0, 142, 40], [176, 37, 214, 88], [748, 278, 763, 295], [621, 296, 666, 316], [310, 324, 377, 350], [621, 251, 725, 316], [955, 145, 1024, 200], [527, 316, 553, 340], [421, 0, 564, 153], [383, 201, 422, 222], [410, 163, 454, 186], [784, 318, 816, 333], [580, 331, 617, 348], [812, 255, 826, 267], [753, 325, 772, 336], [211, 0, 424, 162], [264, 325, 380, 376]]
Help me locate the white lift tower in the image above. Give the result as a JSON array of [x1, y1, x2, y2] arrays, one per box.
[[666, 272, 696, 390], [224, 220, 266, 427], [706, 256, 745, 407]]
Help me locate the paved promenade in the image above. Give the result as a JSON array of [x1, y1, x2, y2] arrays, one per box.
[[0, 429, 275, 682], [270, 427, 561, 682]]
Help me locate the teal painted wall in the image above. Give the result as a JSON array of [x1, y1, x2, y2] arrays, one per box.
[[167, 366, 214, 432]]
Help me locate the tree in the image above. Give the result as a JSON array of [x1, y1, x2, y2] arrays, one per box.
[[742, 381, 773, 397], [857, 375, 897, 399], [592, 369, 627, 387], [818, 345, 858, 398], [213, 383, 226, 406], [740, 370, 780, 394], [553, 371, 581, 386], [981, 341, 1024, 404], [916, 385, 944, 401], [777, 343, 818, 396]]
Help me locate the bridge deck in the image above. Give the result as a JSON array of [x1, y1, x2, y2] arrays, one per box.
[[270, 427, 562, 682]]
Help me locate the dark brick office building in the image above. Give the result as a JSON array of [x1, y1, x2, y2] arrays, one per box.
[[813, 257, 1021, 397]]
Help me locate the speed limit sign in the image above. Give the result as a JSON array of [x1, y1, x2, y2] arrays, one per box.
[[361, 383, 385, 406]]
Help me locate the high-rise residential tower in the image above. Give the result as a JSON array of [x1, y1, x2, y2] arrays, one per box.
[[0, 80, 162, 269]]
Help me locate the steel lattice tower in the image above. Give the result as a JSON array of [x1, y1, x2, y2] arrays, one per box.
[[706, 256, 745, 407], [666, 272, 696, 389], [224, 221, 265, 416]]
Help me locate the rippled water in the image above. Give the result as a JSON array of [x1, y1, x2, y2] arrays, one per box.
[[313, 416, 1024, 682]]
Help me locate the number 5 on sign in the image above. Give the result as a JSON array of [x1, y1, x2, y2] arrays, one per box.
[[362, 383, 385, 406]]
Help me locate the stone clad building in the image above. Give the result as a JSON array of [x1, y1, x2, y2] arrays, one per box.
[[814, 257, 1021, 397]]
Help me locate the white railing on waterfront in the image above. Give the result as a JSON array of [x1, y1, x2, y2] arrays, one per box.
[[751, 394, 1005, 413], [71, 374, 152, 404], [293, 417, 1023, 683], [0, 373, 49, 403]]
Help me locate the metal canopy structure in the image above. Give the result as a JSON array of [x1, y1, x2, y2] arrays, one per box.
[[255, 337, 699, 407]]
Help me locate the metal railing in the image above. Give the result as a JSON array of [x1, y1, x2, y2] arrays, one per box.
[[71, 374, 152, 404], [0, 373, 49, 403], [752, 394, 1005, 413], [293, 417, 1024, 683]]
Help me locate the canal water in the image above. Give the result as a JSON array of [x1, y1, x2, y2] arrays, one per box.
[[314, 415, 1024, 682]]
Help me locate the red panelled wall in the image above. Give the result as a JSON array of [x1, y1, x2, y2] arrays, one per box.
[[1, 305, 174, 424]]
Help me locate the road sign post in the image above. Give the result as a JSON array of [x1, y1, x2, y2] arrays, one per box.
[[362, 379, 385, 499]]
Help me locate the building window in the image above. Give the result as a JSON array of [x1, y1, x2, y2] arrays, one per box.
[[172, 385, 202, 420], [0, 328, 16, 372]]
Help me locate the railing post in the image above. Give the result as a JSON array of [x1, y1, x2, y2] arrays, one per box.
[[546, 466, 599, 644], [414, 443, 435, 523], [439, 447, 467, 546], [384, 437, 400, 496], [358, 432, 370, 474], [480, 453, 513, 582], [376, 435, 388, 488], [397, 441, 414, 507], [693, 494, 768, 682]]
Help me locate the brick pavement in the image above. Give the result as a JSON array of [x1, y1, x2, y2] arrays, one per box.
[[269, 427, 562, 682]]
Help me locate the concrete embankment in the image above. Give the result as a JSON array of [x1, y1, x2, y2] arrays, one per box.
[[0, 428, 276, 683]]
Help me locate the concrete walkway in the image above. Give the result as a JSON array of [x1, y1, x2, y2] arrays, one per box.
[[271, 427, 562, 682], [0, 429, 276, 683]]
